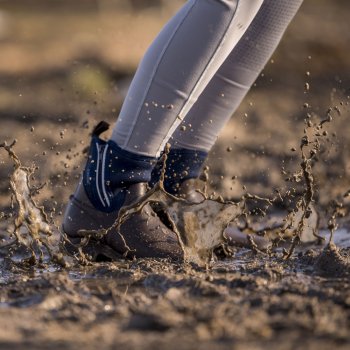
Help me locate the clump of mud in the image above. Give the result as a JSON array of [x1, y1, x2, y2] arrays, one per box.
[[314, 242, 350, 277]]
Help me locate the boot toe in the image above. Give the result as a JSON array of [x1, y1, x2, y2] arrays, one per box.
[[105, 204, 183, 260]]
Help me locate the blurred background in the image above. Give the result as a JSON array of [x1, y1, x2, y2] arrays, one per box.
[[0, 0, 349, 216]]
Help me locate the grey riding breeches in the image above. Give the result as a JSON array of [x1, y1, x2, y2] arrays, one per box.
[[111, 0, 304, 157]]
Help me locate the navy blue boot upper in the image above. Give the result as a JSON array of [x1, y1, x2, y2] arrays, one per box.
[[83, 122, 156, 213], [150, 147, 208, 194]]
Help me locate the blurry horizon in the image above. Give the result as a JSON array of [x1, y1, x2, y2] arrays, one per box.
[[0, 0, 348, 119]]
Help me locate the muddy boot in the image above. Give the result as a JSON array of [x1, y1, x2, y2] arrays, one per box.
[[62, 121, 183, 261]]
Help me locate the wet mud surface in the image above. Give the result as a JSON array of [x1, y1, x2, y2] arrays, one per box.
[[0, 244, 349, 350], [1, 1, 350, 349]]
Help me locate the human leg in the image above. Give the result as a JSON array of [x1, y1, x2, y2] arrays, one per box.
[[111, 0, 263, 157], [158, 0, 304, 193], [63, 0, 266, 258]]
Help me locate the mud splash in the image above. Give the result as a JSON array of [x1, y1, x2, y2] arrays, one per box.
[[66, 141, 321, 265], [0, 122, 342, 268], [0, 108, 349, 350], [0, 141, 292, 267], [72, 144, 246, 265], [0, 140, 66, 267]]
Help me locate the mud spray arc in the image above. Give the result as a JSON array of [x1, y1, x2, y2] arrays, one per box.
[[1, 101, 350, 268]]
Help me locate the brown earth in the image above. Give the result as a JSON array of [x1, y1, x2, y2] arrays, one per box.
[[0, 1, 350, 349]]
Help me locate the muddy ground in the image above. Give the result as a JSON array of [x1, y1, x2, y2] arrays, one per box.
[[0, 1, 350, 349]]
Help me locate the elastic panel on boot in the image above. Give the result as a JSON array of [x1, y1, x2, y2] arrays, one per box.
[[83, 136, 156, 213], [150, 148, 208, 194]]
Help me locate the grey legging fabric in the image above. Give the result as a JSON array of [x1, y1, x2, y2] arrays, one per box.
[[111, 0, 304, 157]]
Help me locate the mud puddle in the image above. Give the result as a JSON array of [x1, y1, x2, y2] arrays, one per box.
[[0, 240, 349, 349]]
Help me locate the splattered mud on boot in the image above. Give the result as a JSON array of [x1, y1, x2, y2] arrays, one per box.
[[73, 145, 246, 265], [116, 183, 245, 264], [1, 99, 347, 268], [69, 133, 325, 265]]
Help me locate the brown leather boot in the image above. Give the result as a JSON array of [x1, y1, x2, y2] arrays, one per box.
[[62, 179, 183, 261], [62, 121, 183, 261]]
